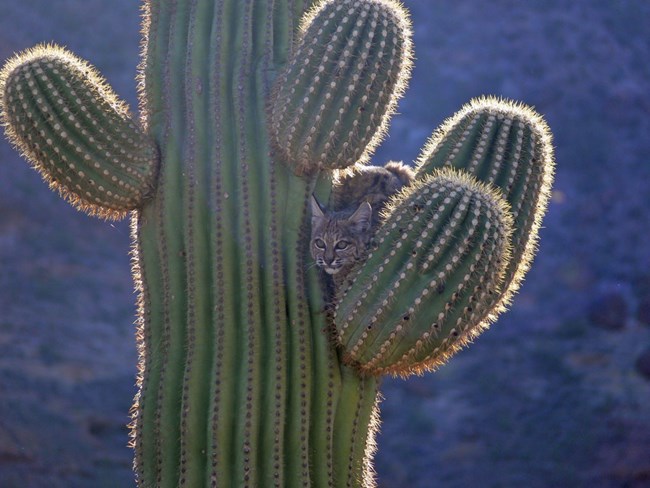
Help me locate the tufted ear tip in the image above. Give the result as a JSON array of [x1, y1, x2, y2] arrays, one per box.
[[349, 201, 372, 232], [310, 194, 325, 221]]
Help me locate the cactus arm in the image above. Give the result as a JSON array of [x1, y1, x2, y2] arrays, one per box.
[[333, 98, 554, 376], [415, 97, 555, 311], [270, 0, 413, 176], [335, 170, 513, 376], [0, 45, 159, 219]]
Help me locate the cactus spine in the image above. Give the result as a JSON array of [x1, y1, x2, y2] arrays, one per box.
[[0, 1, 554, 487]]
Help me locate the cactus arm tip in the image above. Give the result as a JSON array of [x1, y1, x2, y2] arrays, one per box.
[[270, 0, 414, 177]]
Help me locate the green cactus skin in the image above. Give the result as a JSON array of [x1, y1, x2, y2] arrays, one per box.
[[334, 169, 514, 376], [0, 45, 158, 219], [0, 1, 555, 487], [269, 0, 412, 176]]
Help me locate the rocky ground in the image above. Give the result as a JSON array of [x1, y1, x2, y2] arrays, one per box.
[[1, 1, 649, 487]]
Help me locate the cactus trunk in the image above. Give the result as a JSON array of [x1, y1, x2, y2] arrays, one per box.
[[132, 1, 377, 486]]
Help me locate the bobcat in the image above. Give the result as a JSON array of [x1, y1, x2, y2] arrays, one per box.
[[309, 161, 414, 289]]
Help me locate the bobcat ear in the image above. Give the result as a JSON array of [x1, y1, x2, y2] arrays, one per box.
[[349, 201, 372, 232], [311, 194, 325, 226]]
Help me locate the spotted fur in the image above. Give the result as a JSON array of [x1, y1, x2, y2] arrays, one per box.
[[330, 160, 415, 226]]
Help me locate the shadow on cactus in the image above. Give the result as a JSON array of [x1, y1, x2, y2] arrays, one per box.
[[0, 0, 554, 487]]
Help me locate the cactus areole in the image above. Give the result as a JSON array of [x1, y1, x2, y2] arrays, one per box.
[[0, 0, 554, 487]]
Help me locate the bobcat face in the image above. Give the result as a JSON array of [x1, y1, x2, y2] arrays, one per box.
[[311, 235, 358, 275], [310, 196, 372, 276]]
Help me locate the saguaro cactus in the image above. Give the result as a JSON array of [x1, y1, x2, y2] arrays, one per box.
[[0, 0, 554, 487]]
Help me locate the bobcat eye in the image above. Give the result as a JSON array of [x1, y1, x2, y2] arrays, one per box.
[[314, 238, 326, 249], [335, 240, 349, 250]]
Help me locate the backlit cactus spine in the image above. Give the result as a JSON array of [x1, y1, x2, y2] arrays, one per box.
[[0, 1, 554, 487]]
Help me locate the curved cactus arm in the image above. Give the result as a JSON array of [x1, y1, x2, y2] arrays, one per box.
[[0, 44, 159, 219], [334, 168, 513, 377], [415, 96, 555, 309], [269, 0, 413, 176]]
